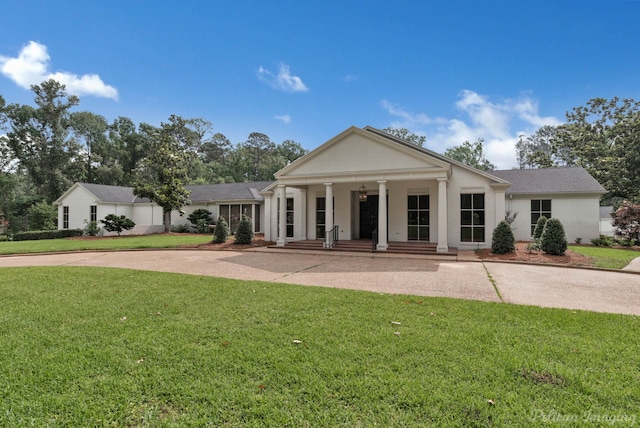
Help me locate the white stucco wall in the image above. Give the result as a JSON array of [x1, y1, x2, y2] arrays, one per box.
[[506, 194, 601, 243]]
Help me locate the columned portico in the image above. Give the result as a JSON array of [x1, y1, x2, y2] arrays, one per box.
[[376, 180, 388, 251], [277, 184, 286, 247], [437, 177, 449, 252]]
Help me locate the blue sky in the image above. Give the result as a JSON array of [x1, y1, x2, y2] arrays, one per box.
[[1, 0, 639, 169]]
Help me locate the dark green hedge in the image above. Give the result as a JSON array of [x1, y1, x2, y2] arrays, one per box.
[[13, 229, 83, 241]]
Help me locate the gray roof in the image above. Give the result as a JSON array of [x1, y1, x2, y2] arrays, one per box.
[[490, 167, 607, 195], [80, 181, 274, 204]]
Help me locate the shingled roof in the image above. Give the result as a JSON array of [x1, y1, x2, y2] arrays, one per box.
[[76, 181, 274, 204], [490, 167, 606, 195]]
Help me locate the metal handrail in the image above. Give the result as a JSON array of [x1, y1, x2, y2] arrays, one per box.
[[372, 228, 378, 253], [325, 225, 339, 249]]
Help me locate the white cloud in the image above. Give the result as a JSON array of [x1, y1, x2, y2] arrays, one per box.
[[381, 91, 563, 169], [257, 63, 308, 92], [343, 74, 358, 82], [0, 41, 118, 100], [275, 114, 291, 124]]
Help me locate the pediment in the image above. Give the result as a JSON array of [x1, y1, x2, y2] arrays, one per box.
[[277, 127, 449, 179]]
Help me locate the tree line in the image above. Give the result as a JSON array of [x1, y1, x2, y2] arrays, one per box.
[[0, 79, 307, 233]]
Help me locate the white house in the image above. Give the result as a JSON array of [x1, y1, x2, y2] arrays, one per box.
[[56, 126, 606, 248], [55, 181, 273, 236]]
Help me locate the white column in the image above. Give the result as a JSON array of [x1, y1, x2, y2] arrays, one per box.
[[377, 180, 388, 251], [437, 178, 449, 252], [277, 184, 286, 247], [324, 183, 333, 248], [251, 204, 256, 233]]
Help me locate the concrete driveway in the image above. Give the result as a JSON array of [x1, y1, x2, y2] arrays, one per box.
[[1, 249, 638, 316]]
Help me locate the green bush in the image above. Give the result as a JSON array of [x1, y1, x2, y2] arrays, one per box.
[[83, 220, 100, 236], [171, 224, 191, 233], [540, 217, 568, 255], [491, 220, 515, 254], [234, 215, 254, 245], [13, 229, 83, 241], [591, 235, 615, 247], [100, 214, 135, 236], [187, 209, 213, 233], [532, 216, 547, 240], [213, 215, 229, 244], [28, 200, 57, 231], [0, 235, 9, 242]]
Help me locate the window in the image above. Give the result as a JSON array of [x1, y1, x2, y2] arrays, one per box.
[[315, 197, 335, 239], [531, 199, 551, 235], [277, 197, 294, 238], [254, 204, 261, 232], [408, 195, 429, 241], [63, 206, 69, 229], [460, 194, 485, 242], [90, 205, 97, 223], [219, 204, 253, 233]]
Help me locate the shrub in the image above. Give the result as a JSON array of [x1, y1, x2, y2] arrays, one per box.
[[171, 224, 191, 233], [234, 215, 254, 245], [83, 220, 100, 236], [0, 235, 9, 242], [100, 214, 135, 236], [574, 237, 582, 244], [13, 229, 83, 241], [591, 235, 615, 247], [188, 209, 213, 233], [491, 220, 515, 254], [532, 216, 547, 241], [212, 215, 229, 244], [540, 217, 568, 255]]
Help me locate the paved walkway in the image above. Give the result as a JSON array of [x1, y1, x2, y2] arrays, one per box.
[[1, 248, 639, 316]]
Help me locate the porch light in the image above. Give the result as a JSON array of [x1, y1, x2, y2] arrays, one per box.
[[358, 184, 368, 201]]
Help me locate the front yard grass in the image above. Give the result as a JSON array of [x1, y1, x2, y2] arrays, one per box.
[[569, 245, 640, 269], [1, 266, 638, 426], [0, 234, 212, 255]]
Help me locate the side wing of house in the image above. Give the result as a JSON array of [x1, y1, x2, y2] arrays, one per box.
[[263, 126, 510, 251], [492, 168, 606, 243], [55, 183, 102, 231]]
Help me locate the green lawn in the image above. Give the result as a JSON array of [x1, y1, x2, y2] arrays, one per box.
[[569, 245, 640, 269], [0, 234, 212, 255], [1, 267, 638, 426]]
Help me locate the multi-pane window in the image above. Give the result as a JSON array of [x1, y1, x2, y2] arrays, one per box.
[[315, 197, 335, 239], [63, 206, 69, 229], [219, 204, 253, 233], [531, 199, 551, 235], [460, 194, 485, 242], [90, 205, 97, 223], [408, 195, 429, 241], [277, 197, 294, 238]]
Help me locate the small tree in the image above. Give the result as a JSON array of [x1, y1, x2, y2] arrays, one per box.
[[100, 214, 135, 236], [212, 215, 229, 244], [187, 208, 213, 233], [612, 200, 640, 245], [491, 220, 516, 254], [540, 217, 568, 255], [533, 215, 547, 240], [234, 215, 254, 245], [28, 200, 57, 231]]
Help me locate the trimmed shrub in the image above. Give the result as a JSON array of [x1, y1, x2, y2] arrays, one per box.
[[13, 229, 83, 241], [100, 214, 135, 236], [591, 235, 615, 247], [491, 220, 516, 254], [83, 220, 100, 236], [540, 217, 568, 255], [213, 215, 229, 244], [234, 215, 254, 245], [188, 209, 213, 233], [532, 216, 547, 241]]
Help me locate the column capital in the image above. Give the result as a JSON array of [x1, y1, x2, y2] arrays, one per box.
[[376, 179, 387, 184], [277, 183, 285, 188], [437, 177, 448, 183], [323, 182, 333, 187]]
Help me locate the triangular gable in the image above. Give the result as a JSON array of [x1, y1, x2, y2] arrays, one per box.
[[276, 126, 451, 180], [54, 182, 99, 205]]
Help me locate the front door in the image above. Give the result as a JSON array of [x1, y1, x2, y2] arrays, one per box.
[[359, 195, 378, 239]]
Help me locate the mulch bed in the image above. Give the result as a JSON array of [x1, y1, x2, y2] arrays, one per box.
[[476, 242, 594, 267]]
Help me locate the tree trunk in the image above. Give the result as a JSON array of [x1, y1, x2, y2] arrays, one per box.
[[163, 210, 171, 233]]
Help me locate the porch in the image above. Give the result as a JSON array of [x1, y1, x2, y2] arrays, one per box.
[[270, 239, 458, 256]]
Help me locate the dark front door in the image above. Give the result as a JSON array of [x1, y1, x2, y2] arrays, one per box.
[[359, 195, 378, 239]]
